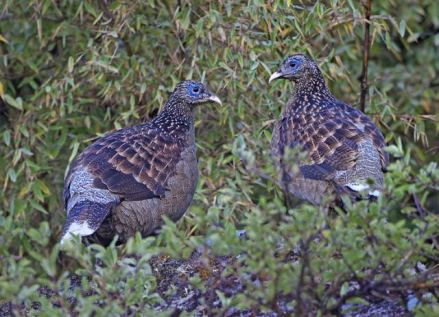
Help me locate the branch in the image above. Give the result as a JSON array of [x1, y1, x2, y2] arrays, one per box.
[[326, 274, 439, 314], [359, 0, 372, 113]]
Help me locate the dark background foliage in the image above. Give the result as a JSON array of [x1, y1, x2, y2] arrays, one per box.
[[0, 0, 438, 315]]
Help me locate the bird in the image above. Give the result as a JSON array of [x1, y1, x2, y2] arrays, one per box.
[[61, 80, 221, 245], [269, 54, 388, 205]]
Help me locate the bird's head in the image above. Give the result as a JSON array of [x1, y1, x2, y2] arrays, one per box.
[[173, 80, 222, 107], [269, 54, 319, 84]]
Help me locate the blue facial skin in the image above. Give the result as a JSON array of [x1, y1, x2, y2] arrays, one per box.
[[284, 56, 303, 75], [187, 82, 203, 98]]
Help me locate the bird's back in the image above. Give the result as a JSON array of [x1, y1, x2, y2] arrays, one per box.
[[272, 90, 387, 204]]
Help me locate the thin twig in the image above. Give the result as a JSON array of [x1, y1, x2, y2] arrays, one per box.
[[359, 0, 372, 113], [412, 193, 426, 218], [295, 238, 308, 316]]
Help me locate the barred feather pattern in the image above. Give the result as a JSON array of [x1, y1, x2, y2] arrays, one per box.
[[271, 56, 388, 204], [61, 80, 214, 245]]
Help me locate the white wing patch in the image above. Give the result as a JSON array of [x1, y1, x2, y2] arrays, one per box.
[[347, 183, 370, 192], [368, 190, 381, 197], [347, 183, 381, 197], [60, 222, 95, 245]]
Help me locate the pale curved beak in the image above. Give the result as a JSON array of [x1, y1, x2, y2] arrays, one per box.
[[269, 71, 283, 83], [208, 94, 222, 105]]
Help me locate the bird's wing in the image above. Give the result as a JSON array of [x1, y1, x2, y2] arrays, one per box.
[[336, 101, 389, 169], [64, 124, 184, 208], [278, 104, 386, 182], [61, 124, 185, 243]]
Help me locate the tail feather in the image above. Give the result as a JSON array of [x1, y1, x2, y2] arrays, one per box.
[[61, 200, 114, 244]]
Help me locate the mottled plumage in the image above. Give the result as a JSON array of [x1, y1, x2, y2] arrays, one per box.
[[61, 80, 221, 245], [269, 54, 388, 204]]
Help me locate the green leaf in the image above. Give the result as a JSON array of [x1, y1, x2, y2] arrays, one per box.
[[68, 56, 74, 73], [7, 168, 16, 182], [3, 130, 11, 146], [399, 20, 406, 37], [4, 94, 23, 110]]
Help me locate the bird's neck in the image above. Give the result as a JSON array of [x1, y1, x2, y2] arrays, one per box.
[[287, 71, 335, 113], [153, 98, 195, 139]]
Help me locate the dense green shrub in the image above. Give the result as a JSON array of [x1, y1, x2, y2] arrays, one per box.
[[1, 0, 438, 315]]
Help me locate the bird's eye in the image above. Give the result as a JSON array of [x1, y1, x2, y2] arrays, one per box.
[[289, 62, 296, 68], [192, 86, 200, 93]]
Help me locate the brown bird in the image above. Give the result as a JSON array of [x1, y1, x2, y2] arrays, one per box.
[[61, 80, 221, 245], [269, 54, 388, 205]]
